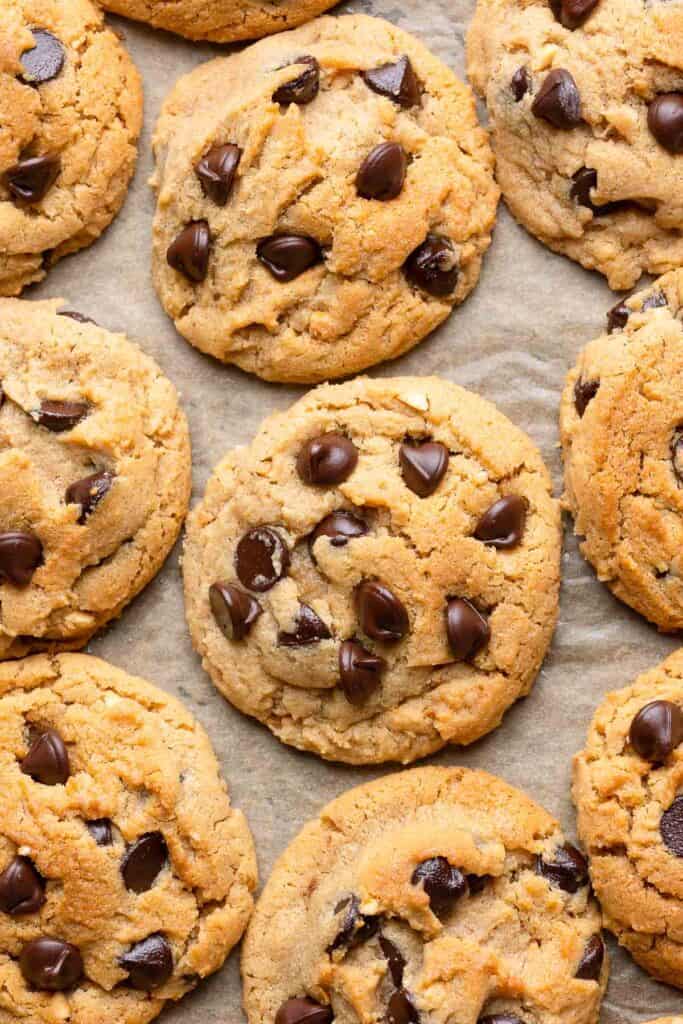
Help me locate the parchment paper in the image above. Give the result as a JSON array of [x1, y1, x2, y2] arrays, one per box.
[[28, 3, 683, 1019]]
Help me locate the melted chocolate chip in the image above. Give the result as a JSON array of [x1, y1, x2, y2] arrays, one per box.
[[404, 234, 459, 297], [20, 30, 65, 85], [574, 378, 599, 417], [235, 527, 290, 592], [65, 470, 113, 523], [412, 856, 467, 915], [648, 93, 683, 154], [339, 639, 385, 704], [532, 69, 582, 129], [630, 700, 683, 762], [121, 832, 168, 893], [167, 221, 211, 282], [356, 580, 409, 642], [661, 797, 683, 856], [474, 495, 526, 549], [467, 873, 490, 894], [575, 934, 605, 981], [0, 856, 45, 916], [22, 729, 70, 785], [550, 0, 599, 29], [257, 234, 322, 281], [445, 598, 490, 661], [36, 399, 89, 432], [120, 933, 173, 990], [642, 290, 668, 313], [356, 142, 407, 201], [379, 934, 406, 987], [195, 143, 242, 206], [399, 441, 449, 497], [3, 154, 61, 206], [297, 433, 358, 486], [570, 167, 622, 215], [0, 532, 42, 586], [87, 819, 113, 846], [278, 604, 331, 646], [329, 894, 378, 951], [309, 511, 368, 555], [672, 431, 683, 483], [275, 998, 333, 1024], [536, 843, 588, 892], [209, 583, 262, 641], [362, 56, 421, 108], [511, 66, 531, 101], [273, 57, 320, 105], [387, 988, 420, 1024], [607, 301, 629, 333], [20, 937, 83, 991]]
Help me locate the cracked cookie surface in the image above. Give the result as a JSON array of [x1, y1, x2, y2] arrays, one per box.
[[560, 270, 683, 631], [0, 0, 142, 296], [0, 298, 191, 660], [467, 0, 683, 290], [242, 765, 607, 1024], [151, 15, 498, 383], [0, 652, 257, 1024], [183, 376, 561, 765], [573, 650, 683, 988]]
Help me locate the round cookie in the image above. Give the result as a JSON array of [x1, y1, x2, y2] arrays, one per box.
[[151, 15, 499, 384], [467, 0, 683, 290], [573, 649, 683, 988], [0, 297, 191, 659], [242, 766, 607, 1024], [0, 652, 257, 1023], [560, 270, 683, 631], [183, 375, 561, 765], [0, 0, 143, 296]]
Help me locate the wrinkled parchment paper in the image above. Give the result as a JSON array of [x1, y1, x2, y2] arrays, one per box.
[[29, 3, 683, 1019]]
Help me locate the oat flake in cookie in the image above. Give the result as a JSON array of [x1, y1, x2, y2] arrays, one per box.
[[0, 653, 257, 1023], [151, 15, 499, 384], [0, 298, 191, 659], [0, 0, 142, 296], [242, 766, 607, 1024], [560, 270, 683, 631], [183, 376, 560, 765], [467, 0, 683, 290]]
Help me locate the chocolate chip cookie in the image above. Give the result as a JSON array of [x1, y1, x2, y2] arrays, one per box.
[[572, 649, 683, 988], [0, 0, 143, 296], [183, 375, 561, 764], [242, 766, 607, 1024], [467, 0, 683, 290], [0, 298, 191, 659], [0, 652, 257, 1023], [151, 15, 499, 383], [560, 271, 683, 630]]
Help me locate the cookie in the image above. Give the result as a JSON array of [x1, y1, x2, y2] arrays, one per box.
[[242, 765, 607, 1024], [560, 271, 683, 631], [0, 297, 191, 659], [0, 652, 257, 1023], [572, 649, 683, 988], [151, 15, 499, 383], [467, 0, 683, 290], [183, 375, 561, 765], [0, 0, 142, 296]]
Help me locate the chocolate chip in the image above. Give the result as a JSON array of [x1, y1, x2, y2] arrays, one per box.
[[511, 66, 531, 101], [379, 934, 406, 987], [22, 729, 69, 785], [399, 441, 449, 497], [445, 598, 490, 661], [411, 856, 467, 915], [339, 639, 385, 704], [273, 56, 320, 105], [575, 934, 605, 981], [532, 69, 582, 129], [362, 56, 421, 108], [209, 583, 262, 641], [648, 93, 683, 153], [120, 933, 173, 990], [36, 399, 89, 432], [20, 30, 65, 84], [387, 988, 420, 1024], [550, 0, 599, 29], [87, 819, 113, 846], [58, 311, 96, 324], [404, 234, 459, 297], [195, 144, 242, 206], [356, 580, 409, 642], [275, 998, 333, 1024], [467, 873, 490, 894], [167, 220, 210, 282], [257, 234, 322, 281], [661, 795, 683, 857], [536, 843, 588, 892], [297, 433, 358, 486], [570, 167, 621, 215], [3, 154, 61, 206], [0, 856, 45, 915], [278, 604, 332, 646], [0, 532, 42, 586], [642, 290, 668, 313], [20, 937, 83, 991], [235, 527, 290, 592], [474, 495, 526, 549], [574, 378, 599, 416], [673, 431, 683, 483], [356, 142, 407, 201], [479, 1016, 525, 1024], [607, 301, 629, 333], [309, 511, 368, 555], [329, 894, 378, 952], [65, 471, 113, 523], [121, 832, 168, 893], [629, 700, 683, 762]]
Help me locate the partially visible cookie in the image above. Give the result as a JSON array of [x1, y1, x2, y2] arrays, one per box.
[[242, 766, 607, 1024], [152, 15, 498, 383], [0, 0, 142, 296], [0, 298, 191, 659], [573, 650, 683, 988], [183, 375, 561, 765], [0, 652, 257, 1024], [560, 271, 683, 631]]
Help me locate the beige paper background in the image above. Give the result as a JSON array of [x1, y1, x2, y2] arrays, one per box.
[[27, 2, 683, 1020]]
